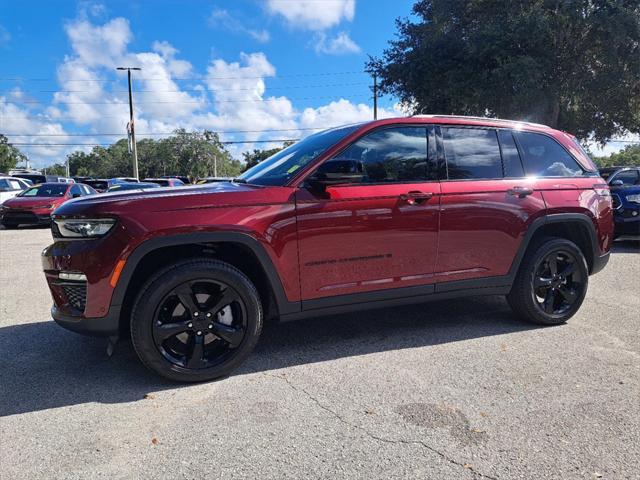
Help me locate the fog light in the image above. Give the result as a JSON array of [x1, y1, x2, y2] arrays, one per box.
[[59, 272, 87, 281]]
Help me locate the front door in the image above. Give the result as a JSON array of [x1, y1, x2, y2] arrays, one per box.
[[295, 125, 441, 303]]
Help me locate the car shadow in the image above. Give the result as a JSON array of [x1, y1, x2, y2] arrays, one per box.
[[0, 296, 536, 417], [612, 238, 640, 253]]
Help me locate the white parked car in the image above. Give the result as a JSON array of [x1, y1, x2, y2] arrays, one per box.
[[0, 176, 31, 204]]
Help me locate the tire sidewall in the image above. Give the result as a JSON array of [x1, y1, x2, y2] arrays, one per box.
[[509, 238, 589, 325], [131, 260, 262, 382]]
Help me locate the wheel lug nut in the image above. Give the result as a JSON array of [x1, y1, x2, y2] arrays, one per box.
[[206, 313, 212, 318], [196, 330, 202, 336], [208, 324, 213, 329], [194, 312, 199, 317], [188, 323, 193, 328]]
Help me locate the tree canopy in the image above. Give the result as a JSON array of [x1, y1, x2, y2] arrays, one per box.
[[594, 144, 640, 167], [48, 130, 243, 179], [241, 141, 294, 172], [0, 134, 28, 173], [367, 0, 640, 142]]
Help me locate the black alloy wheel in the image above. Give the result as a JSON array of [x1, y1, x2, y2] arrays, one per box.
[[532, 250, 584, 317], [153, 279, 247, 369], [507, 237, 588, 325], [131, 259, 263, 382]]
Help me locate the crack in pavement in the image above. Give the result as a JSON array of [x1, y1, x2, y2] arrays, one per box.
[[266, 373, 499, 480]]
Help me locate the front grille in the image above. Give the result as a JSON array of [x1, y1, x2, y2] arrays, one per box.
[[2, 211, 39, 223], [62, 283, 87, 311]]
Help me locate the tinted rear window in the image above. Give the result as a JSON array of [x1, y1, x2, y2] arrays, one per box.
[[20, 184, 68, 197], [515, 132, 583, 177], [442, 127, 503, 180]]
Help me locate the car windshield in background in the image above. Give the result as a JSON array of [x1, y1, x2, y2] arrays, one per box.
[[19, 184, 68, 197], [85, 181, 108, 190], [109, 182, 160, 191], [238, 124, 362, 186]]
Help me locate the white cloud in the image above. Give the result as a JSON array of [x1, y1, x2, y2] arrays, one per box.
[[266, 0, 355, 30], [0, 25, 10, 48], [208, 8, 270, 43], [2, 13, 404, 168], [314, 31, 360, 55]]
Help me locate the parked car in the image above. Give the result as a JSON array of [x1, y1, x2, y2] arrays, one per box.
[[1, 182, 96, 228], [43, 115, 612, 382], [161, 175, 191, 184], [143, 177, 185, 187], [83, 180, 109, 193], [107, 182, 161, 192], [196, 177, 234, 184], [0, 176, 31, 203], [73, 176, 93, 184], [11, 173, 61, 184], [599, 166, 640, 237]]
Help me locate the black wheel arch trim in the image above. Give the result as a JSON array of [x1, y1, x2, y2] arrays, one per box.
[[507, 212, 605, 278], [109, 232, 300, 316]]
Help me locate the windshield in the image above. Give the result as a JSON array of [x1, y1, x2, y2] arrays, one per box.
[[238, 124, 362, 186], [19, 184, 68, 197]]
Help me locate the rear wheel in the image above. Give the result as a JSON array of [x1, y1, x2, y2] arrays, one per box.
[[507, 237, 588, 325], [131, 259, 263, 382]]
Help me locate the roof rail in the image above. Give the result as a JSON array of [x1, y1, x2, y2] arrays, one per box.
[[411, 114, 549, 129]]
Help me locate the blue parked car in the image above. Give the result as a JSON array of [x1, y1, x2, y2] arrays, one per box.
[[599, 167, 640, 238]]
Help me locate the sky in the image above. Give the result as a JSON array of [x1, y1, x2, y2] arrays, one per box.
[[1, 0, 415, 168], [0, 0, 634, 169]]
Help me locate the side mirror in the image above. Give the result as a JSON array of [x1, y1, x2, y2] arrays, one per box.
[[72, 193, 82, 198], [610, 179, 624, 187], [308, 159, 364, 191]]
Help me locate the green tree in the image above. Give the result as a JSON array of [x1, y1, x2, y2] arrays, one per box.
[[368, 0, 640, 142], [241, 141, 295, 172], [0, 134, 28, 173], [594, 144, 640, 167]]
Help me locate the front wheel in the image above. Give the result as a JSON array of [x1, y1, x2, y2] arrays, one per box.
[[131, 259, 263, 382], [507, 237, 588, 325]]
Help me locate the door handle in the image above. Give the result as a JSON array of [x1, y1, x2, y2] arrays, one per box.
[[507, 186, 534, 198], [400, 191, 433, 205]]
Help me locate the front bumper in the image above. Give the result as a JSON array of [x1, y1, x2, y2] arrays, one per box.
[[614, 204, 640, 236], [52, 304, 120, 337], [1, 210, 51, 225]]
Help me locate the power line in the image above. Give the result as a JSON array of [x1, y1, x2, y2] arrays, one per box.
[[4, 127, 327, 137], [1, 82, 369, 95], [8, 94, 369, 105], [11, 139, 300, 147], [0, 71, 365, 82]]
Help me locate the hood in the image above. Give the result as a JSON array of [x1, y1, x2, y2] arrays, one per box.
[[3, 195, 67, 209], [53, 181, 283, 217]]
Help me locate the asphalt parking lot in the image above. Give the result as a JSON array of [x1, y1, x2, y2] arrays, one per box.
[[0, 227, 638, 480]]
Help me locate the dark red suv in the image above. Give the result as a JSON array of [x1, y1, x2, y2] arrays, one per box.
[[42, 116, 613, 382]]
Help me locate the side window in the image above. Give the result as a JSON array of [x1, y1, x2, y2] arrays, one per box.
[[442, 127, 502, 180], [611, 170, 639, 185], [515, 132, 583, 177], [498, 130, 524, 178], [337, 127, 432, 183], [70, 185, 82, 197]]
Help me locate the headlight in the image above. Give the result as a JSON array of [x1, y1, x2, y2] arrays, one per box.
[[53, 217, 116, 238], [626, 194, 640, 204]]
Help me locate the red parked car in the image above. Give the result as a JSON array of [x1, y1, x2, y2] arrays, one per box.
[[42, 116, 613, 382], [1, 182, 97, 228]]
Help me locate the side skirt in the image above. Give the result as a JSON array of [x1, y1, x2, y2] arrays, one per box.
[[280, 277, 511, 322]]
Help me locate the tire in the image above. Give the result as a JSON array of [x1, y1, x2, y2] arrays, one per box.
[[130, 258, 263, 382], [507, 237, 588, 325], [1, 222, 18, 229]]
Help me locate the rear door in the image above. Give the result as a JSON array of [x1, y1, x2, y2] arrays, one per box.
[[296, 125, 441, 302], [435, 126, 545, 285]]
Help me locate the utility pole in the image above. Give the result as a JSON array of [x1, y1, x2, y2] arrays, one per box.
[[372, 73, 378, 120], [66, 158, 70, 178], [214, 154, 218, 177], [117, 67, 141, 180]]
